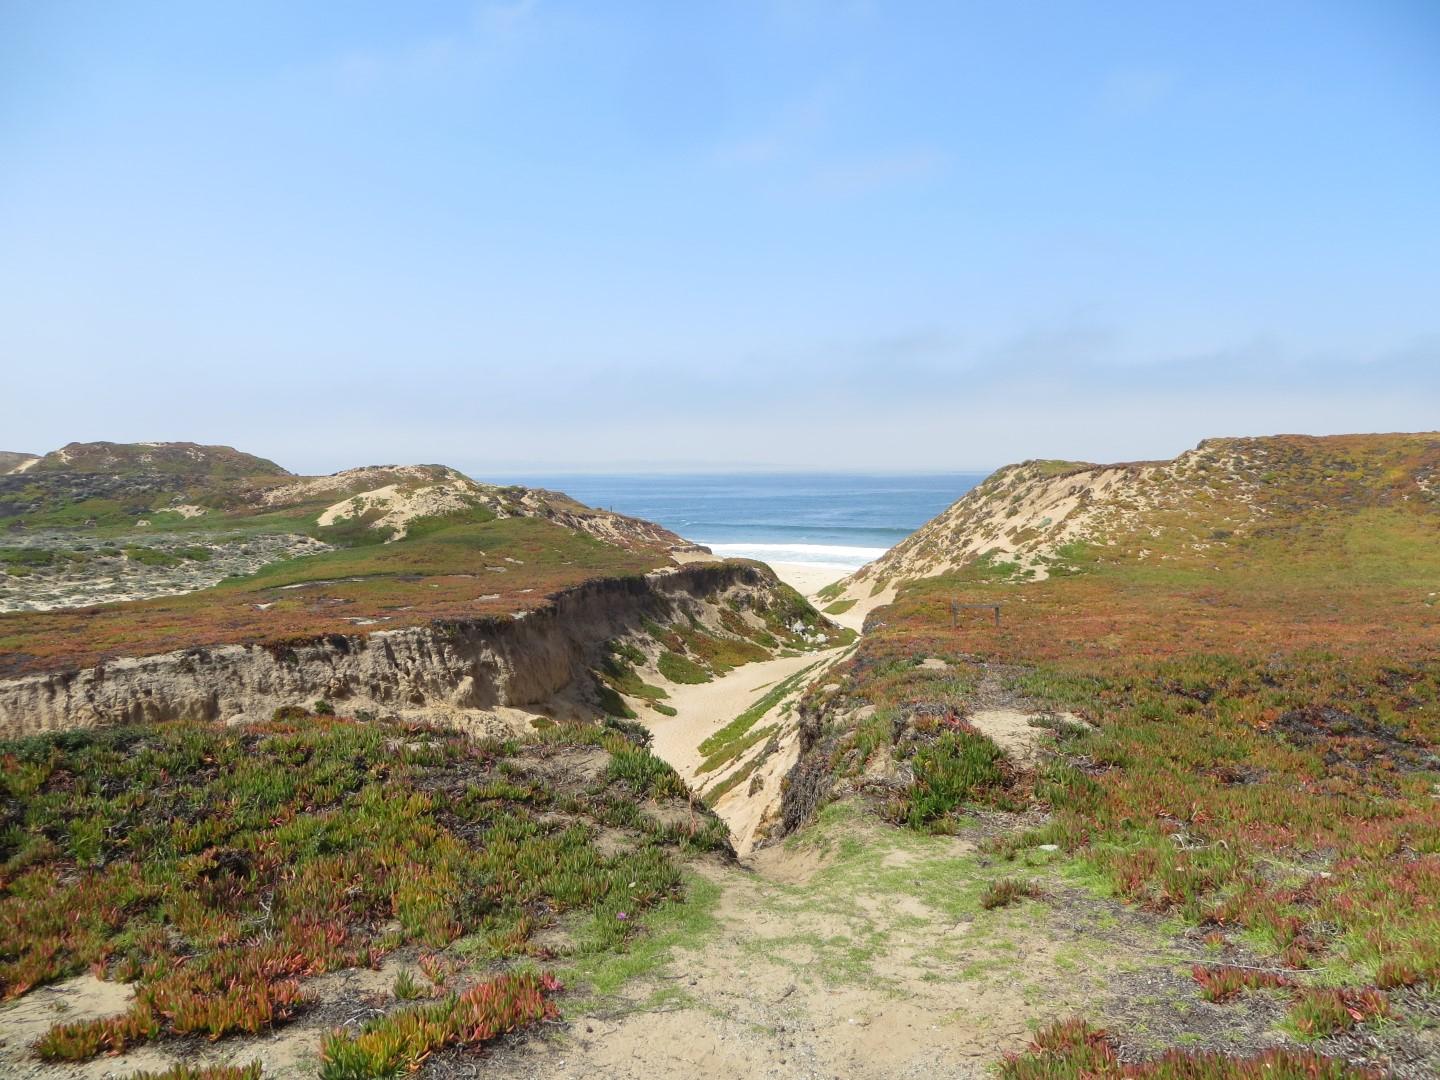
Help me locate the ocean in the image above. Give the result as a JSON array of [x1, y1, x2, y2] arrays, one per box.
[[497, 473, 987, 572]]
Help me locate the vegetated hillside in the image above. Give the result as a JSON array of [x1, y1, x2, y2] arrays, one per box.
[[795, 432, 1440, 1075], [849, 431, 1440, 590], [0, 441, 847, 744], [30, 440, 291, 478], [0, 441, 710, 616], [0, 442, 701, 556]]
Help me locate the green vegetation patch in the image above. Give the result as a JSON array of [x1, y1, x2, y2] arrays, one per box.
[[1000, 1018, 1370, 1078], [0, 548, 55, 570], [605, 745, 689, 800], [125, 1066, 262, 1080], [657, 650, 711, 684], [698, 724, 778, 775], [896, 727, 1007, 829], [823, 598, 857, 615], [122, 545, 183, 567], [702, 756, 764, 807], [598, 648, 669, 702], [319, 971, 559, 1078]]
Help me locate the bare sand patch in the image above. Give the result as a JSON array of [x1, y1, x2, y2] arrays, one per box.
[[765, 561, 853, 597], [964, 708, 1087, 768]]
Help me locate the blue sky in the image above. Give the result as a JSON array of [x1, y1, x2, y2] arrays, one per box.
[[2, 1, 1437, 473]]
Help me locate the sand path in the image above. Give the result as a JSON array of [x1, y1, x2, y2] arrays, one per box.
[[643, 648, 838, 778], [630, 557, 886, 854], [488, 813, 1195, 1080]]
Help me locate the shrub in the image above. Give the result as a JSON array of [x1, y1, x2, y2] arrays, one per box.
[[980, 878, 1042, 910], [393, 969, 424, 1001]]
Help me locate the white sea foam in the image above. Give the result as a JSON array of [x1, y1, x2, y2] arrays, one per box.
[[698, 542, 887, 570]]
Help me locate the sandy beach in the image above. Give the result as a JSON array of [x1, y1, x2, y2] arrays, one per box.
[[764, 561, 852, 598]]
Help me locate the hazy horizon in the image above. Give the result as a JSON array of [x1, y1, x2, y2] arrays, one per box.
[[3, 2, 1437, 474]]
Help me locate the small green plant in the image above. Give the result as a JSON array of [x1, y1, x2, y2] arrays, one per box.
[[979, 877, 1042, 910], [1288, 987, 1388, 1038], [605, 746, 689, 799], [393, 969, 424, 1001], [1191, 965, 1292, 1003], [1000, 1017, 1372, 1078], [125, 1066, 262, 1080]]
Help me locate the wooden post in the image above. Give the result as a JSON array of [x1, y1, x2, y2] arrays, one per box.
[[952, 601, 1002, 628]]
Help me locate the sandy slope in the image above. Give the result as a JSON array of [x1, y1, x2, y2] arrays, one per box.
[[638, 647, 845, 855], [764, 561, 891, 634], [643, 650, 833, 779], [626, 560, 884, 855]]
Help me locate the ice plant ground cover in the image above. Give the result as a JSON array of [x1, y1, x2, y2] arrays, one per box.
[[0, 709, 726, 1074], [799, 434, 1440, 1069]]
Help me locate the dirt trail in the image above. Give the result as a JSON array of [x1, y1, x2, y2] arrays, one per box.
[[488, 814, 1218, 1080]]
